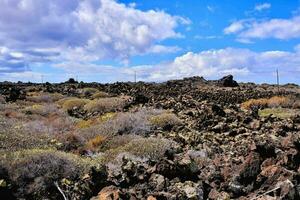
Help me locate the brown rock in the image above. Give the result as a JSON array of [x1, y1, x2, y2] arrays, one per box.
[[147, 196, 157, 200], [97, 186, 121, 200]]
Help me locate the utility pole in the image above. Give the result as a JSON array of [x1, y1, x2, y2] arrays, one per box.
[[134, 71, 137, 83], [41, 75, 44, 84], [276, 69, 280, 94]]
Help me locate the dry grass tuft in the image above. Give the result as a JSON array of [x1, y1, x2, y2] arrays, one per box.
[[80, 87, 99, 97], [267, 96, 291, 108], [103, 137, 176, 162], [241, 96, 291, 110], [61, 98, 90, 111], [76, 112, 117, 129], [0, 116, 51, 151], [85, 135, 107, 152], [150, 112, 182, 129], [258, 108, 299, 119], [26, 92, 64, 103], [23, 104, 59, 116], [92, 91, 110, 99], [0, 149, 93, 198], [83, 97, 130, 114]]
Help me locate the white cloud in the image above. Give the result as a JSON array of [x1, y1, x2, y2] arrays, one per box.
[[194, 35, 222, 40], [224, 15, 300, 41], [147, 45, 181, 54], [207, 6, 215, 13], [224, 21, 245, 34], [47, 47, 300, 83], [0, 0, 187, 73], [142, 48, 300, 83], [3, 47, 300, 83], [255, 3, 271, 12]]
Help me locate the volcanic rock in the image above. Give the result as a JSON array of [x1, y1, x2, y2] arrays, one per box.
[[218, 75, 239, 87]]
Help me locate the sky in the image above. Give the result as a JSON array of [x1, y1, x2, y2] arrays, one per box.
[[0, 0, 300, 84]]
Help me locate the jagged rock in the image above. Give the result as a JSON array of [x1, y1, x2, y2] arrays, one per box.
[[218, 75, 239, 87], [106, 154, 150, 187], [149, 174, 166, 191], [133, 93, 149, 105], [5, 87, 26, 102], [93, 186, 121, 200], [1, 76, 300, 200], [208, 189, 230, 200], [172, 181, 203, 200], [211, 104, 226, 117], [236, 152, 262, 186]]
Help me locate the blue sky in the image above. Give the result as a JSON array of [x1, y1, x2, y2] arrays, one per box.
[[0, 0, 300, 84]]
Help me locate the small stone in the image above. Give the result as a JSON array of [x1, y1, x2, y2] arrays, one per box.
[[149, 174, 165, 191], [147, 196, 157, 200], [97, 186, 121, 200]]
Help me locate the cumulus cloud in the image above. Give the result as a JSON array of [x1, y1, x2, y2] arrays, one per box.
[[254, 3, 271, 12], [0, 0, 186, 73], [46, 47, 300, 83], [224, 15, 300, 41]]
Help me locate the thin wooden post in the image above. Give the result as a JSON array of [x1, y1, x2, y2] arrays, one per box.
[[276, 69, 280, 94]]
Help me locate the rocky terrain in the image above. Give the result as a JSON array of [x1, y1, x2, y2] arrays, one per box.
[[0, 75, 300, 200]]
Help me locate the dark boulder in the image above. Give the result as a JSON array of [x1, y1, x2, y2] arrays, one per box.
[[133, 93, 149, 105], [218, 75, 239, 87], [5, 87, 26, 102]]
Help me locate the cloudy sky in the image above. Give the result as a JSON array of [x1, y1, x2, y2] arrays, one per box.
[[1, 0, 300, 84]]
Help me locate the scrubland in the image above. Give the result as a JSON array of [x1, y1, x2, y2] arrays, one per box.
[[0, 76, 300, 199]]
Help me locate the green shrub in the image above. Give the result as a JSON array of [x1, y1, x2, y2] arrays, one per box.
[[91, 91, 110, 99], [83, 97, 130, 114], [23, 104, 59, 116], [61, 98, 90, 111], [103, 137, 175, 162], [0, 117, 51, 151], [80, 88, 99, 97], [150, 112, 182, 130], [258, 108, 299, 119], [78, 109, 154, 140], [26, 93, 64, 103], [95, 135, 141, 152], [1, 149, 93, 199]]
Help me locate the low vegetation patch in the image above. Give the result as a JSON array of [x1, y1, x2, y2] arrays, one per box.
[[61, 98, 90, 111], [103, 137, 175, 162], [258, 108, 299, 119], [0, 117, 51, 151], [84, 135, 107, 152], [26, 92, 64, 103], [150, 112, 182, 130], [83, 97, 130, 114], [79, 87, 99, 98], [0, 149, 93, 199], [76, 112, 117, 129], [91, 91, 110, 99], [23, 104, 59, 116], [241, 96, 291, 110]]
